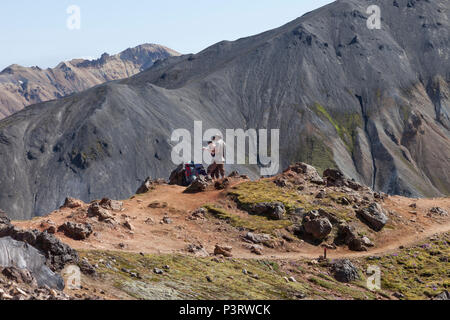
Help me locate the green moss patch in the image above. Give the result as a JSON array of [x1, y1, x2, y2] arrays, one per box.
[[80, 251, 308, 300], [228, 180, 306, 213], [228, 180, 355, 223], [80, 250, 384, 300], [361, 233, 450, 300], [204, 205, 292, 234], [312, 102, 362, 154], [308, 275, 375, 300]]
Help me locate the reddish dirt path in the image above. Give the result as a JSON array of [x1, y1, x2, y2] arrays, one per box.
[[260, 222, 450, 260]]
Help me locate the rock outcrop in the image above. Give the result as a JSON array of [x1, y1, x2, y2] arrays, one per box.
[[330, 259, 360, 283], [214, 245, 233, 257], [136, 178, 167, 194], [434, 291, 450, 300], [62, 197, 84, 209], [0, 237, 64, 289], [429, 207, 449, 217], [245, 202, 286, 220], [357, 203, 388, 231], [184, 176, 210, 194], [244, 232, 271, 244], [0, 210, 78, 271], [58, 222, 93, 240], [303, 211, 333, 240], [169, 164, 188, 187], [99, 198, 123, 212], [286, 163, 324, 184], [336, 223, 374, 252], [87, 203, 115, 223]]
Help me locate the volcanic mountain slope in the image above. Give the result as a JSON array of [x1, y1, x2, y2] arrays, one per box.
[[0, 44, 180, 119], [0, 0, 449, 219]]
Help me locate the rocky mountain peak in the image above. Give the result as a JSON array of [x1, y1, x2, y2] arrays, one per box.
[[0, 44, 180, 119]]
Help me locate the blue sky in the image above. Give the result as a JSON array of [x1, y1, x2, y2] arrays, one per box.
[[0, 0, 333, 70]]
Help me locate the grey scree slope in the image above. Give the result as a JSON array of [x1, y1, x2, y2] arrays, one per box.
[[0, 0, 448, 219], [0, 237, 64, 290]]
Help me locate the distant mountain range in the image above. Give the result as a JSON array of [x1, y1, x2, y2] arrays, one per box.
[[0, 44, 180, 119], [0, 0, 448, 219]]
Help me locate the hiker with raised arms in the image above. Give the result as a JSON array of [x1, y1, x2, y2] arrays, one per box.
[[203, 141, 216, 178], [211, 134, 226, 179]]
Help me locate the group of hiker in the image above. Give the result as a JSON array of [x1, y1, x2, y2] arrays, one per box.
[[180, 134, 227, 186]]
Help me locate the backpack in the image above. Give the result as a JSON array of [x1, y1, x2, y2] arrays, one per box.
[[184, 163, 207, 186], [194, 164, 207, 176], [184, 163, 195, 185]]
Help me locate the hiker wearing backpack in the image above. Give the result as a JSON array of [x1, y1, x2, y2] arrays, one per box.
[[212, 134, 226, 179]]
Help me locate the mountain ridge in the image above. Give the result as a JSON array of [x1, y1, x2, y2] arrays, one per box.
[[0, 44, 180, 119]]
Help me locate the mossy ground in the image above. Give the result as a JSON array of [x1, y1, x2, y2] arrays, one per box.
[[307, 275, 376, 300], [79, 250, 380, 300], [229, 180, 306, 213], [228, 180, 356, 223], [81, 251, 309, 300], [77, 233, 449, 300], [203, 205, 292, 234], [360, 233, 450, 300]]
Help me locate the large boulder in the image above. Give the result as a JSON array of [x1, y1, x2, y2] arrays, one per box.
[[317, 208, 340, 224], [245, 202, 286, 220], [245, 232, 271, 244], [303, 211, 332, 240], [323, 168, 346, 187], [336, 223, 358, 245], [88, 203, 115, 223], [99, 198, 123, 211], [287, 163, 324, 184], [331, 259, 360, 283], [0, 214, 78, 271], [58, 222, 93, 241], [214, 245, 233, 257], [434, 291, 449, 300], [136, 177, 167, 194], [8, 228, 39, 245], [31, 231, 79, 271], [336, 223, 373, 252], [62, 197, 84, 209], [0, 237, 65, 290], [184, 176, 210, 194], [214, 178, 231, 190], [169, 164, 187, 186], [429, 207, 448, 217], [348, 238, 369, 252], [357, 203, 388, 231]]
